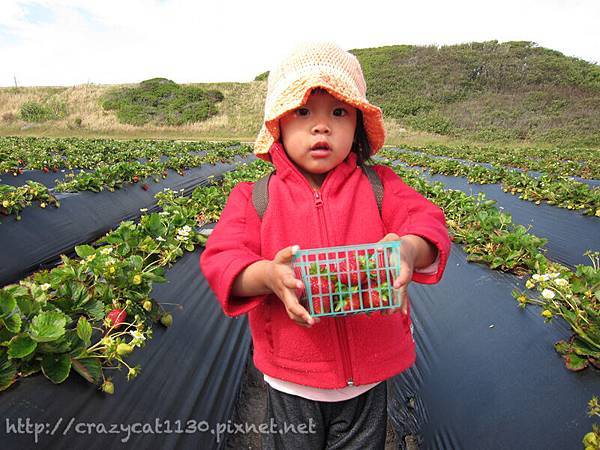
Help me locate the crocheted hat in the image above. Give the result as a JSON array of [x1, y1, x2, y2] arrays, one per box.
[[254, 42, 386, 161]]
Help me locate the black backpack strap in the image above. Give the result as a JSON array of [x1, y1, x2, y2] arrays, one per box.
[[252, 171, 274, 220], [362, 165, 384, 217]]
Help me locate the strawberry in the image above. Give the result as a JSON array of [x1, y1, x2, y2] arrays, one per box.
[[160, 313, 173, 327], [362, 289, 390, 308], [18, 168, 23, 174], [311, 296, 332, 315], [132, 175, 139, 183], [53, 166, 59, 173], [142, 183, 149, 191], [336, 254, 367, 287], [117, 343, 133, 356], [341, 292, 363, 312], [42, 167, 49, 173], [307, 276, 335, 314], [107, 308, 127, 329], [101, 379, 114, 394]]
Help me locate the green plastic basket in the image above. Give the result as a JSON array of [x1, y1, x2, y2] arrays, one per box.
[[292, 241, 402, 317]]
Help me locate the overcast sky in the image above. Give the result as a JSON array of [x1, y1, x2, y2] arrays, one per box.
[[1, 0, 599, 87]]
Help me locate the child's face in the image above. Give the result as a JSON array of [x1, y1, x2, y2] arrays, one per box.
[[279, 89, 357, 188]]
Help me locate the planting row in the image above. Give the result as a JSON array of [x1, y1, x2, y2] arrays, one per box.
[[1, 156, 596, 396], [381, 161, 599, 370], [0, 159, 272, 393], [378, 148, 600, 216], [0, 136, 243, 175], [0, 145, 251, 220], [391, 142, 600, 179]]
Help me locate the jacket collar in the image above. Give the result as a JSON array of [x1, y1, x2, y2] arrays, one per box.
[[268, 142, 359, 192]]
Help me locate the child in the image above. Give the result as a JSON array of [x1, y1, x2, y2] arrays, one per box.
[[200, 42, 450, 449]]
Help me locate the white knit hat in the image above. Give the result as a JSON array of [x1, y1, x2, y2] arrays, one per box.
[[254, 42, 386, 161]]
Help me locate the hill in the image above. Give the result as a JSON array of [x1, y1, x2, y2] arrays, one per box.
[[0, 40, 598, 149]]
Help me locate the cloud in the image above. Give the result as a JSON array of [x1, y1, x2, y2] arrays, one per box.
[[1, 0, 599, 87]]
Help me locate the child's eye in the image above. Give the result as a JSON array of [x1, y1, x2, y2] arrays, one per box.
[[333, 108, 347, 117], [295, 108, 309, 116]]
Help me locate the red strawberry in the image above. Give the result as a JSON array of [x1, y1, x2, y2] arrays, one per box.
[[132, 176, 139, 183], [43, 167, 49, 173], [342, 292, 363, 312], [18, 168, 23, 174], [362, 290, 389, 308], [311, 296, 332, 314], [107, 309, 127, 329], [53, 166, 59, 173], [308, 276, 335, 314], [336, 254, 367, 287], [142, 183, 149, 191]]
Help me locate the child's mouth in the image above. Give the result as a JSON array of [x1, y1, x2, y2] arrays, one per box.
[[310, 142, 332, 158]]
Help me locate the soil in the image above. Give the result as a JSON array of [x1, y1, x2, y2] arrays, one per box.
[[224, 350, 406, 449]]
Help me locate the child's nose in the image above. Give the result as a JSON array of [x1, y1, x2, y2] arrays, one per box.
[[311, 121, 331, 134]]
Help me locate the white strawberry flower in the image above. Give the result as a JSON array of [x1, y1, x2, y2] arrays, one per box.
[[40, 283, 51, 291], [541, 289, 555, 299], [532, 274, 542, 281], [541, 274, 550, 282], [156, 236, 166, 242], [100, 247, 113, 255], [554, 278, 568, 287]]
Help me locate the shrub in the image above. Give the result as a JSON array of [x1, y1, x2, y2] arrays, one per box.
[[101, 78, 224, 126], [20, 99, 67, 122]]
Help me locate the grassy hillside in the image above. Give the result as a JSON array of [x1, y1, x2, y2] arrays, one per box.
[[0, 40, 598, 149], [351, 40, 600, 147]]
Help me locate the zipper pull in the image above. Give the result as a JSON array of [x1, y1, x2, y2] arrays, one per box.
[[347, 378, 354, 386], [314, 191, 323, 207]]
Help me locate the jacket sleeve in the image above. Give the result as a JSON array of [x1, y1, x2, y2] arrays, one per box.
[[373, 165, 451, 284], [199, 182, 267, 317]]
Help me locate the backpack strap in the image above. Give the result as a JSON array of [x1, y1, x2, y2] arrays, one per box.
[[251, 166, 383, 220], [252, 171, 274, 220], [362, 165, 384, 217]]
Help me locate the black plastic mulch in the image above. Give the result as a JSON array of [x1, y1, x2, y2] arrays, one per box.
[[388, 243, 600, 449], [0, 248, 251, 450], [412, 167, 600, 269], [0, 155, 255, 287]]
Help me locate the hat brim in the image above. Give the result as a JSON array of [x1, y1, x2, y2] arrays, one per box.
[[254, 76, 385, 162]]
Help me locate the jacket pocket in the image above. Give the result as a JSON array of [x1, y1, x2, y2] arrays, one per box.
[[271, 306, 335, 363]]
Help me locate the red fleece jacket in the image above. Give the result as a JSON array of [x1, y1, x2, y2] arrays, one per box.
[[199, 143, 450, 389]]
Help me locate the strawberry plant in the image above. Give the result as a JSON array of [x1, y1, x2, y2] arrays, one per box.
[[513, 251, 600, 371]]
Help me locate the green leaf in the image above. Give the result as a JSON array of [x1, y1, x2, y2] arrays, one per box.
[[129, 255, 144, 271], [83, 300, 105, 321], [76, 317, 92, 346], [1, 307, 22, 333], [41, 353, 71, 384], [7, 334, 37, 358], [71, 357, 101, 384], [29, 311, 68, 342], [19, 359, 41, 377], [564, 353, 589, 371], [554, 340, 571, 355], [0, 290, 16, 317], [74, 245, 96, 259], [0, 352, 17, 391]]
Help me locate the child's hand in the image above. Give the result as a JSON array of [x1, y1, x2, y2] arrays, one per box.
[[266, 245, 318, 328], [377, 233, 415, 315]]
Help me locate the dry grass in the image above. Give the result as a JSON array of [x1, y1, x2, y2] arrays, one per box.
[[0, 81, 267, 141]]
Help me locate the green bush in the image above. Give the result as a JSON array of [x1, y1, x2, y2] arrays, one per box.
[[254, 71, 269, 81], [20, 100, 67, 122], [101, 78, 224, 126]]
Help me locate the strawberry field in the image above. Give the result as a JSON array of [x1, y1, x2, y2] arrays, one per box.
[[0, 136, 599, 449]]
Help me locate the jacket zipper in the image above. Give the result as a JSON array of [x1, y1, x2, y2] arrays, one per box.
[[313, 190, 354, 386]]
